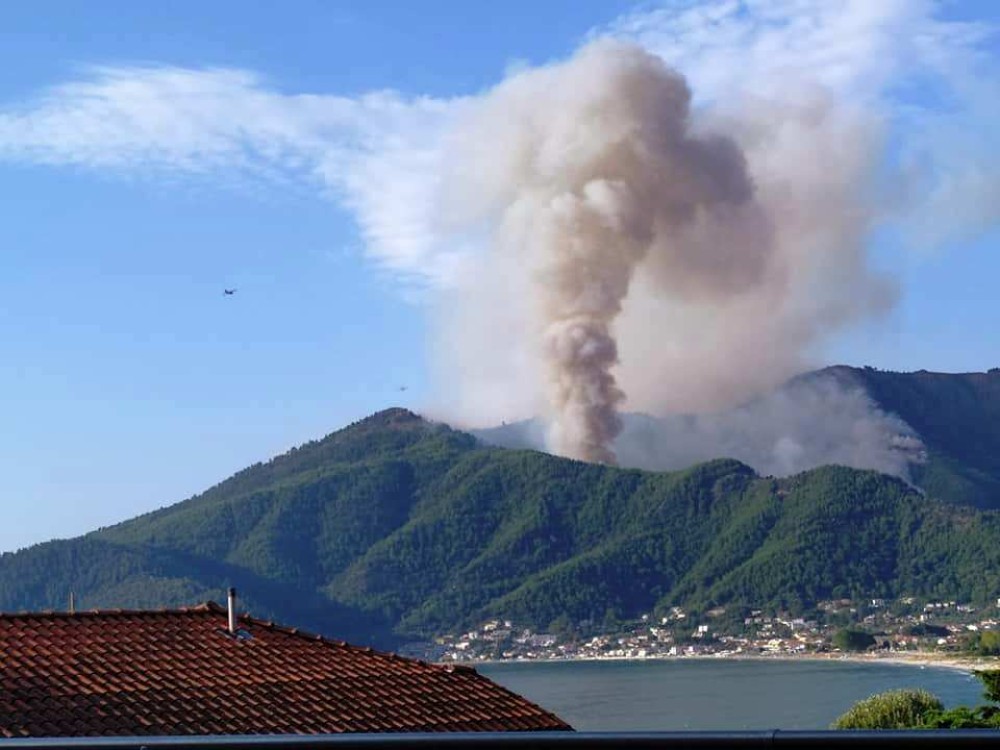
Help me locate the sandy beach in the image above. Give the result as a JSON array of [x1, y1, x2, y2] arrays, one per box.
[[796, 651, 1000, 674], [474, 651, 1000, 674]]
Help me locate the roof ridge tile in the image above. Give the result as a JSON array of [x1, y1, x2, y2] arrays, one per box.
[[0, 601, 228, 622]]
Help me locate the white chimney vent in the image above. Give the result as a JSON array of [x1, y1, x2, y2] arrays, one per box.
[[227, 587, 237, 634]]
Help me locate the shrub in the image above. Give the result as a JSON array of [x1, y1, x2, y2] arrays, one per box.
[[831, 689, 943, 729], [921, 705, 999, 729]]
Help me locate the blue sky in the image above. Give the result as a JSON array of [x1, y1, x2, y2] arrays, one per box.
[[1, 1, 998, 553]]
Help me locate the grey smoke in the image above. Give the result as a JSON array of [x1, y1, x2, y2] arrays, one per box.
[[432, 37, 898, 468], [615, 377, 926, 480], [477, 375, 926, 482], [437, 40, 773, 463]]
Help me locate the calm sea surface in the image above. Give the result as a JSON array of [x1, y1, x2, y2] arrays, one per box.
[[479, 659, 984, 731]]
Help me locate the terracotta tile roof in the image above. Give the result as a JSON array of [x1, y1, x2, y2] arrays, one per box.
[[0, 603, 571, 737]]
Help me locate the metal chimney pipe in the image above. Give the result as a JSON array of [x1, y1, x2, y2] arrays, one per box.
[[227, 587, 237, 634]]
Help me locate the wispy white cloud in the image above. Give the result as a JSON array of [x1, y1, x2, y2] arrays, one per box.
[[0, 65, 462, 284], [0, 67, 327, 172], [605, 0, 993, 99]]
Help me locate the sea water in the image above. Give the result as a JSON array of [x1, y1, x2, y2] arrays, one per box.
[[479, 659, 985, 731]]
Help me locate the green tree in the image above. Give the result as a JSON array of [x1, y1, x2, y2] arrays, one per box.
[[920, 670, 1000, 728], [975, 631, 1000, 656], [832, 628, 876, 652], [922, 706, 999, 729], [602, 607, 622, 632], [547, 614, 574, 639], [975, 669, 1000, 702]]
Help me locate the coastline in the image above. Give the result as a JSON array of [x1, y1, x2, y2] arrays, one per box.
[[474, 651, 1000, 674]]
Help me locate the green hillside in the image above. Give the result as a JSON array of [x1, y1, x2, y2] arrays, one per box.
[[3, 406, 1000, 647], [818, 366, 1000, 509]]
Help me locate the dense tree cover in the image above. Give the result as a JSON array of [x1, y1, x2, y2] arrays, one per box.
[[3, 407, 1000, 647], [904, 623, 949, 638]]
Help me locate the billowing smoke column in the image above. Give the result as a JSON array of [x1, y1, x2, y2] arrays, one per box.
[[440, 41, 771, 463]]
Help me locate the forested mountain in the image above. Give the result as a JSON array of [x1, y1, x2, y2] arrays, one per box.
[[814, 366, 1000, 509], [3, 401, 1000, 648]]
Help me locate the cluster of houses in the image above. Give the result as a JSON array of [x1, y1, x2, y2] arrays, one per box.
[[420, 597, 1000, 663]]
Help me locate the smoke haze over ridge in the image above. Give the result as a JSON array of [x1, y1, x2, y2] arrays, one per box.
[[475, 372, 926, 482], [630, 378, 926, 481]]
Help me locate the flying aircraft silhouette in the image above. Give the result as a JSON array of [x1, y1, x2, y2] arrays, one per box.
[[398, 386, 408, 392], [224, 289, 237, 296]]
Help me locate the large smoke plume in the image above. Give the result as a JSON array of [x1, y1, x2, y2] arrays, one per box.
[[438, 42, 775, 463], [434, 39, 890, 464]]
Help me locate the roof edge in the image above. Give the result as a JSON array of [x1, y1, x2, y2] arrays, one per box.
[[0, 601, 474, 674], [0, 601, 225, 619]]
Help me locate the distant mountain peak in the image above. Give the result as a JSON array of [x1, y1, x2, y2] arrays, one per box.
[[362, 407, 423, 425], [346, 408, 428, 432]]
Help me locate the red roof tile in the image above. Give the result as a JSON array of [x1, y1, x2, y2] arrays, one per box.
[[0, 603, 571, 737]]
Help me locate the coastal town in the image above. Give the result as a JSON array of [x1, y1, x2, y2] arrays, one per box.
[[402, 597, 1000, 665]]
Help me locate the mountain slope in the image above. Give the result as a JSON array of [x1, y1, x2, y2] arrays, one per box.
[[816, 366, 1000, 509], [0, 408, 471, 644], [2, 406, 1000, 646]]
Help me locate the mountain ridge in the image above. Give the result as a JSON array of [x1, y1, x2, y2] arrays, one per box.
[[476, 364, 1000, 509], [1, 365, 998, 647]]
